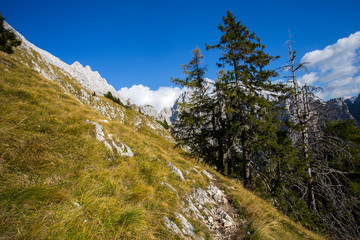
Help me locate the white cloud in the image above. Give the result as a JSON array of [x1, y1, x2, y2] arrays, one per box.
[[298, 72, 318, 85], [119, 84, 184, 111], [315, 90, 327, 100], [327, 76, 360, 99], [300, 31, 360, 99], [272, 78, 286, 84]]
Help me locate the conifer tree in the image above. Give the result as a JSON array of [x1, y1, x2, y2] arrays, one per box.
[[0, 13, 21, 54], [206, 11, 287, 186], [172, 47, 240, 174], [171, 47, 218, 168]]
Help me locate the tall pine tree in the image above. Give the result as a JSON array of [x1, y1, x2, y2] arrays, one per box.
[[171, 47, 218, 168], [206, 11, 288, 187], [172, 47, 238, 174]]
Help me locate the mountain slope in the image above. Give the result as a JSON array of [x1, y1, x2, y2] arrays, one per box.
[[345, 96, 360, 122], [0, 48, 206, 239], [4, 22, 126, 105], [0, 27, 325, 239]]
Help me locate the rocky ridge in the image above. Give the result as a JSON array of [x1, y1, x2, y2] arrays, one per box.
[[345, 95, 360, 122], [5, 22, 174, 141], [5, 22, 126, 105]]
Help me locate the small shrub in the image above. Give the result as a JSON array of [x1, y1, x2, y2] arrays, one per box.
[[156, 119, 170, 130], [0, 13, 22, 54], [104, 91, 124, 107]]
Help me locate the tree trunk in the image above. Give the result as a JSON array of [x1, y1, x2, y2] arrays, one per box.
[[225, 148, 232, 177], [243, 149, 251, 188], [302, 88, 317, 212], [217, 140, 225, 174], [242, 130, 251, 188], [233, 59, 240, 88], [307, 165, 317, 211], [276, 161, 281, 185]]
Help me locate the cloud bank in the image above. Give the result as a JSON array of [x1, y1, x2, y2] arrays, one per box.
[[119, 84, 184, 111], [300, 31, 360, 99]]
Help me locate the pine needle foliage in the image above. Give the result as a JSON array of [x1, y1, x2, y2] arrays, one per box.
[[207, 11, 291, 185], [171, 47, 217, 167], [173, 11, 291, 188], [0, 13, 21, 54]]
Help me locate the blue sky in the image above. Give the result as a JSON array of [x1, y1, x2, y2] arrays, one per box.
[[2, 0, 360, 109]]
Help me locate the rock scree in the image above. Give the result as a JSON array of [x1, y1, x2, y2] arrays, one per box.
[[174, 169, 245, 239]]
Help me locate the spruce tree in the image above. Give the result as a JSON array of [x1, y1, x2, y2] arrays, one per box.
[[206, 11, 287, 186], [171, 47, 223, 170], [0, 13, 21, 54], [173, 46, 250, 174]]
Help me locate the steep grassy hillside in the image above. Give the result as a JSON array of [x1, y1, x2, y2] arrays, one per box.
[[0, 49, 325, 240]]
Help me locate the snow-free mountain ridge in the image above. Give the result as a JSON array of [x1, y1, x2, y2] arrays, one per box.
[[4, 22, 126, 105]]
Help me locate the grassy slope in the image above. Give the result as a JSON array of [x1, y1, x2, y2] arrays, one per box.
[[0, 51, 325, 240]]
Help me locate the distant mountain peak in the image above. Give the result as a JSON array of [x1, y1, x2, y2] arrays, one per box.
[[349, 93, 360, 103], [71, 61, 83, 67]]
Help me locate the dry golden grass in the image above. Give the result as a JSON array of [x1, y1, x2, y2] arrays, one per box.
[[0, 49, 325, 240], [208, 170, 326, 240]]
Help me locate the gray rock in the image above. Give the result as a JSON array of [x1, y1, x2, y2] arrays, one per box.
[[161, 182, 178, 195], [345, 94, 360, 122], [207, 185, 228, 204], [213, 208, 233, 222], [111, 140, 134, 157], [139, 105, 159, 118], [168, 161, 185, 181], [320, 98, 354, 121], [86, 120, 112, 150], [223, 220, 233, 228], [202, 170, 213, 179], [176, 213, 196, 237], [159, 107, 173, 125], [86, 119, 133, 157], [169, 89, 194, 123], [192, 188, 214, 205], [163, 217, 185, 238], [184, 183, 239, 239]]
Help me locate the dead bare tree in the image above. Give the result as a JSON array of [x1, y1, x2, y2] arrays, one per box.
[[283, 33, 360, 240], [285, 32, 319, 212]]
